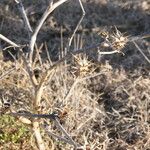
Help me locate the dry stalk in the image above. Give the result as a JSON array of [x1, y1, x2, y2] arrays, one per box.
[[0, 34, 20, 48], [21, 53, 38, 87], [68, 0, 85, 47], [33, 121, 45, 150], [133, 41, 150, 64], [15, 0, 33, 38], [13, 1, 68, 149], [0, 66, 16, 80], [64, 78, 79, 103], [20, 58, 44, 149], [34, 68, 55, 108], [53, 118, 79, 148], [31, 67, 55, 150], [44, 127, 73, 144], [29, 0, 68, 63]]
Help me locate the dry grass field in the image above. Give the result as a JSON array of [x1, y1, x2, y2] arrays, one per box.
[[0, 0, 150, 150]]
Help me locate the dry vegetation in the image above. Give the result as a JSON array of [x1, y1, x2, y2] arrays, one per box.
[[0, 0, 150, 150]]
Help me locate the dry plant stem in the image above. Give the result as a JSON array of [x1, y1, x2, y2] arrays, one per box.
[[15, 0, 33, 37], [31, 68, 54, 150], [98, 50, 119, 55], [77, 114, 95, 130], [133, 41, 150, 64], [34, 68, 55, 107], [54, 118, 78, 148], [20, 52, 38, 87], [34, 44, 44, 67], [3, 45, 17, 50], [80, 71, 104, 81], [29, 0, 68, 63], [44, 42, 53, 65], [33, 121, 45, 150], [14, 1, 46, 148], [68, 0, 85, 47], [0, 66, 16, 80], [32, 65, 55, 149], [64, 77, 79, 103], [0, 34, 19, 47], [34, 88, 44, 110], [34, 69, 55, 107], [130, 34, 150, 42], [45, 127, 73, 144], [44, 124, 78, 147]]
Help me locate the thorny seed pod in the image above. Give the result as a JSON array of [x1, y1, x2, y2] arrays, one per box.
[[110, 27, 128, 52], [71, 54, 92, 77], [98, 27, 128, 53]]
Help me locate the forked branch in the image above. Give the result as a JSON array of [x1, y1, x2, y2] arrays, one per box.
[[29, 0, 68, 63]]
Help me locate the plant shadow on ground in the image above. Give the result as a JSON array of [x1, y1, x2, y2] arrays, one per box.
[[0, 0, 150, 149]]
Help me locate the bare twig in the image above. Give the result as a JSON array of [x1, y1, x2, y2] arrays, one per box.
[[98, 50, 119, 55], [11, 112, 57, 120], [129, 34, 150, 42], [133, 41, 150, 64], [54, 117, 78, 148], [44, 125, 74, 145], [64, 77, 79, 103], [68, 0, 85, 47], [0, 66, 16, 80], [44, 123, 79, 148], [0, 34, 20, 47], [44, 42, 53, 65], [20, 52, 38, 87], [33, 121, 45, 150], [34, 68, 55, 107], [29, 0, 68, 63], [15, 0, 33, 37], [3, 45, 17, 50]]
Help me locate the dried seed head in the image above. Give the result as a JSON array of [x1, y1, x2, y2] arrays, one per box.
[[112, 36, 128, 51], [111, 27, 128, 51], [71, 54, 92, 77], [98, 27, 128, 52]]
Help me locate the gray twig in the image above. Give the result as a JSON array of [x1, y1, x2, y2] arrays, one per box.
[[133, 41, 150, 64], [0, 34, 20, 47], [29, 0, 68, 63], [15, 0, 33, 38], [54, 117, 78, 148], [44, 126, 73, 144], [44, 123, 79, 148], [11, 112, 57, 120], [68, 0, 85, 47], [0, 67, 16, 80]]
